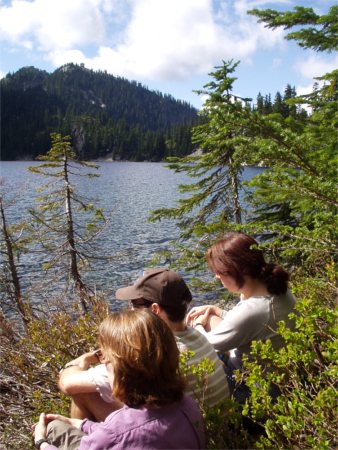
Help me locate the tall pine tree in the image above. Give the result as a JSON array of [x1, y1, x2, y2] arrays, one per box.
[[151, 4, 337, 282], [28, 133, 105, 312]]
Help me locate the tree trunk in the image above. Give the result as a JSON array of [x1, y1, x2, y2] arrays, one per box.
[[63, 156, 88, 313], [0, 196, 30, 326], [229, 158, 242, 224]]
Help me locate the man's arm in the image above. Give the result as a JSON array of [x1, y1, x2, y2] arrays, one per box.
[[58, 351, 101, 395]]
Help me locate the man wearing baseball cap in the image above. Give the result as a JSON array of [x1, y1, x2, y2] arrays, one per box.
[[58, 268, 229, 421]]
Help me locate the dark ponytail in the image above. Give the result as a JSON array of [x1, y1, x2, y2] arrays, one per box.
[[260, 263, 289, 295]]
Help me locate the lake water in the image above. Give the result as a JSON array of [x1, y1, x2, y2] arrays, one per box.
[[0, 161, 262, 310]]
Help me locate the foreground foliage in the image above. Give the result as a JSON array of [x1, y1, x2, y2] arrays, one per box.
[[2, 273, 336, 449], [0, 298, 110, 449], [180, 350, 253, 449], [242, 271, 337, 449]]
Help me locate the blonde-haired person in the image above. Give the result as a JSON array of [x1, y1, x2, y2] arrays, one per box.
[[58, 269, 229, 421], [33, 310, 205, 450]]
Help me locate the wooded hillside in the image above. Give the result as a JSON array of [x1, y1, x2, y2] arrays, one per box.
[[1, 64, 199, 161]]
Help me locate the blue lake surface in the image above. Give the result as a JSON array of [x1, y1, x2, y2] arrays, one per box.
[[0, 161, 262, 309]]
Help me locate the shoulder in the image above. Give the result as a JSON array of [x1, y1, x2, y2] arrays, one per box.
[[228, 295, 272, 314], [180, 393, 200, 411], [271, 289, 297, 318], [179, 395, 204, 427], [268, 289, 297, 310], [175, 327, 223, 365], [175, 326, 216, 350], [103, 405, 149, 433], [87, 363, 108, 376], [281, 289, 296, 304], [222, 296, 272, 326]]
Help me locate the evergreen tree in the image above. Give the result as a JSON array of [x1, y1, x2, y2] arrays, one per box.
[[150, 4, 337, 279], [245, 4, 338, 269], [263, 94, 272, 114], [283, 84, 297, 117], [248, 5, 338, 52], [255, 93, 264, 113], [272, 91, 283, 114], [150, 60, 255, 273], [28, 133, 105, 312]]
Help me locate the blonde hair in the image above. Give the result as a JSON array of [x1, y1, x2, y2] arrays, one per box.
[[99, 309, 185, 407]]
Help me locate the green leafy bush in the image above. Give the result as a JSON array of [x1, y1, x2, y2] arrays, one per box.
[[242, 276, 337, 449], [180, 350, 253, 449]]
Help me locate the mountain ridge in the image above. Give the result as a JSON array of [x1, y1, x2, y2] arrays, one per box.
[[1, 63, 199, 161]]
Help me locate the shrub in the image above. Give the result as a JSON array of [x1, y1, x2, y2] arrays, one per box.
[[0, 297, 110, 449], [2, 275, 336, 449], [180, 350, 253, 449], [242, 276, 337, 449]]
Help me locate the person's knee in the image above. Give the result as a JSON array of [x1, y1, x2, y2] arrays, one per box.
[[47, 418, 86, 449], [47, 419, 69, 439], [71, 391, 106, 408], [71, 392, 86, 403], [58, 378, 77, 395]]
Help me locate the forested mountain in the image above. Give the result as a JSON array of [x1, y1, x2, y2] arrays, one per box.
[[1, 64, 199, 161], [1, 63, 307, 161]]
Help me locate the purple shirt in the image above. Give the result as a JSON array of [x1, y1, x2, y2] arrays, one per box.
[[46, 394, 205, 449]]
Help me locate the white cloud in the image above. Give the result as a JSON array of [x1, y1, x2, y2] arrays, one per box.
[[48, 49, 88, 67], [295, 51, 335, 110], [102, 0, 227, 79], [22, 40, 33, 50], [296, 83, 315, 96], [295, 53, 338, 80], [71, 0, 286, 81], [0, 0, 293, 81], [0, 0, 107, 50]]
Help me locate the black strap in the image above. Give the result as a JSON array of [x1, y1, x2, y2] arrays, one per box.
[[34, 438, 50, 449]]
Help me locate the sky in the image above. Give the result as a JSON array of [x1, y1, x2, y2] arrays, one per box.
[[0, 0, 336, 109]]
